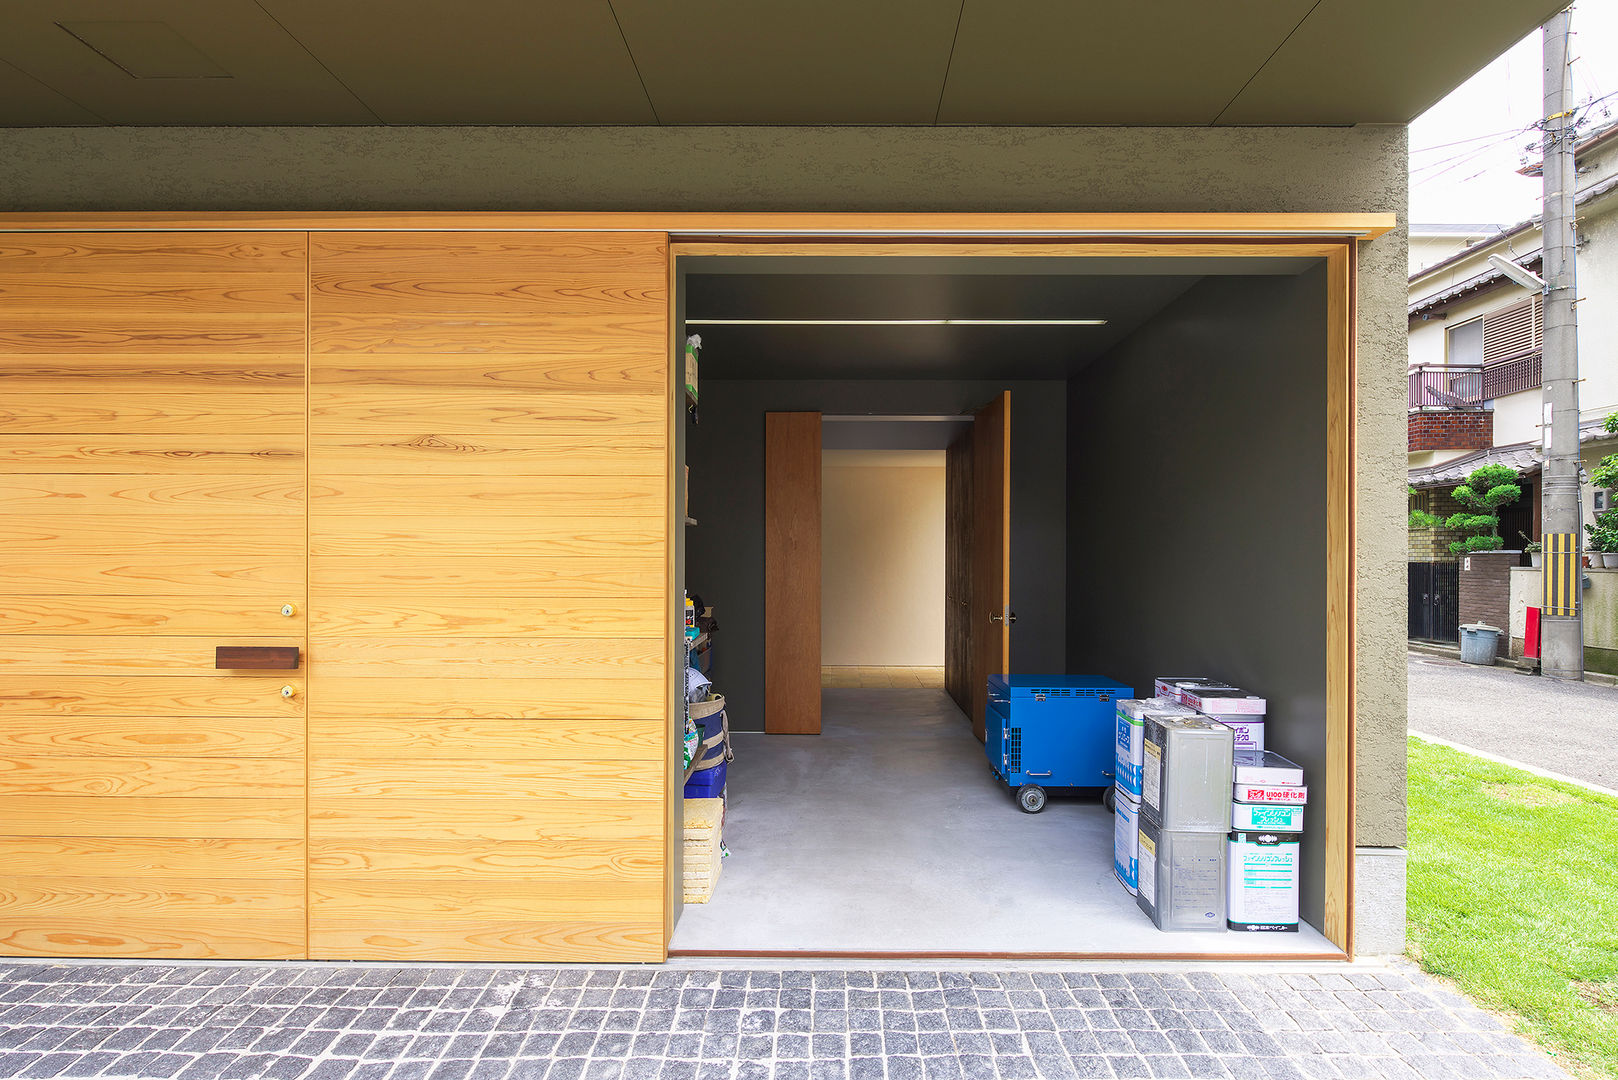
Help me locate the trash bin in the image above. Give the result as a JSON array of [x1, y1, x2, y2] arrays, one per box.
[[1459, 623, 1502, 665]]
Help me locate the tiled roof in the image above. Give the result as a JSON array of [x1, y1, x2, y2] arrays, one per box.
[[1408, 417, 1618, 488]]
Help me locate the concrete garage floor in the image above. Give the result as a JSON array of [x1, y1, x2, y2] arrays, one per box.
[[669, 689, 1337, 957]]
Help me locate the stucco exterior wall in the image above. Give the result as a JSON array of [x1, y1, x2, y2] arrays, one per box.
[[0, 122, 1411, 852]]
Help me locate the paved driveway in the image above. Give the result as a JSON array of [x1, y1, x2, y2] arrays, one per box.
[[1408, 652, 1618, 790], [0, 961, 1570, 1080]]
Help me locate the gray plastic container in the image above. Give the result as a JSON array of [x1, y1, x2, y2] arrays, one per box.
[[1140, 711, 1234, 832], [1136, 817, 1228, 932]]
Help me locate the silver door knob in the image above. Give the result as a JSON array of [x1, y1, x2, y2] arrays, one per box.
[[988, 610, 1018, 625]]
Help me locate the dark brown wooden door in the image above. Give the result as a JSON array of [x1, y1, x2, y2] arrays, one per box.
[[969, 392, 1011, 743], [764, 412, 822, 734], [944, 432, 974, 719]]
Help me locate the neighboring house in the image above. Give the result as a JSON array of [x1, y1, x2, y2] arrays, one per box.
[[1408, 118, 1618, 642]]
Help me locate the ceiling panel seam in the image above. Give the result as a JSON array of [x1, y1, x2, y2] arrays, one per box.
[[606, 0, 661, 125], [932, 0, 968, 127], [1209, 0, 1325, 126], [2, 53, 107, 123], [251, 0, 384, 124]]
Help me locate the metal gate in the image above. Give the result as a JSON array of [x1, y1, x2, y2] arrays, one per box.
[[1409, 561, 1460, 642]]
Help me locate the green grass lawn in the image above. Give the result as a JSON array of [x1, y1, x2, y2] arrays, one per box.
[[1406, 737, 1618, 1077]]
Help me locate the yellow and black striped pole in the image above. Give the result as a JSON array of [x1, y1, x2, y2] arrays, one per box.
[[1543, 532, 1579, 617]]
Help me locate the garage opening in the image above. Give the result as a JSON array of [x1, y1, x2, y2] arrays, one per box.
[[670, 249, 1348, 958]]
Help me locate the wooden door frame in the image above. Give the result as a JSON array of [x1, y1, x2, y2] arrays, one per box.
[[669, 232, 1360, 959]]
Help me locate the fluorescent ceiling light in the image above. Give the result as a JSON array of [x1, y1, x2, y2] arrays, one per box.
[[684, 317, 1107, 326]]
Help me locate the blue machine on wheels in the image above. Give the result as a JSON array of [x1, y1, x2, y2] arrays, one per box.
[[985, 673, 1132, 813]]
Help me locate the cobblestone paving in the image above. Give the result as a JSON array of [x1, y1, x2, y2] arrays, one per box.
[[0, 963, 1570, 1080]]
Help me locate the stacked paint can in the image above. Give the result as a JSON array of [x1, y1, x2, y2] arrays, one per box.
[[1112, 697, 1192, 895], [1229, 749, 1305, 932], [1134, 711, 1235, 931]]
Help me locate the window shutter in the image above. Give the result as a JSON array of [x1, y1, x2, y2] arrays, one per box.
[[1481, 296, 1543, 363]]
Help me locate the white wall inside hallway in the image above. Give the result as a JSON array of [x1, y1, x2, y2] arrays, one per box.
[[821, 450, 946, 667]]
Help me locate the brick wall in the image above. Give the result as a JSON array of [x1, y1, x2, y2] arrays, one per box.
[[1409, 410, 1493, 453], [1408, 488, 1464, 561], [1459, 551, 1517, 631]]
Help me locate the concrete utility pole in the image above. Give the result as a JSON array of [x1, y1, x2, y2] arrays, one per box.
[[1541, 6, 1584, 681]]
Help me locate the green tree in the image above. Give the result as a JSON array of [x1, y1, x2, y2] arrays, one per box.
[[1444, 463, 1521, 556]]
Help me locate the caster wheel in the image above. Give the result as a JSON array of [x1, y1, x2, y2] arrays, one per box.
[[1102, 787, 1117, 813], [1018, 785, 1047, 814]]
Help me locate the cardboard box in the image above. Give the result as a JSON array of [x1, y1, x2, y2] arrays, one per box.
[[1137, 817, 1227, 932], [1233, 782, 1308, 805], [1233, 749, 1304, 787], [1141, 712, 1234, 832], [1231, 802, 1305, 832], [1227, 831, 1301, 932], [1113, 787, 1141, 895]]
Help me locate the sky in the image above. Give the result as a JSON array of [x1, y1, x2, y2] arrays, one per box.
[[1409, 1, 1618, 226]]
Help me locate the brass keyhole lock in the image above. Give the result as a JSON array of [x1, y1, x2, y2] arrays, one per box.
[[280, 685, 296, 699], [281, 603, 297, 617]]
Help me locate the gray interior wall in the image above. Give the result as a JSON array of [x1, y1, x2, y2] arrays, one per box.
[[688, 379, 1065, 731], [0, 121, 1408, 850], [1065, 268, 1331, 927]]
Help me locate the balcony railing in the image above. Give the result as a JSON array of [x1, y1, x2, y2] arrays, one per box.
[[1481, 352, 1543, 399], [1408, 365, 1483, 410]]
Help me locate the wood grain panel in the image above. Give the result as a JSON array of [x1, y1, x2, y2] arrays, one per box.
[[309, 475, 663, 516], [309, 838, 661, 879], [307, 799, 661, 842], [309, 879, 659, 919], [0, 235, 306, 273], [0, 717, 303, 757], [310, 600, 660, 638], [310, 718, 660, 759], [0, 917, 306, 960], [0, 677, 303, 718], [309, 434, 664, 476], [310, 389, 665, 434], [306, 230, 669, 962], [0, 476, 304, 513], [0, 597, 303, 635], [0, 555, 303, 596], [764, 412, 822, 735], [306, 920, 661, 963], [311, 557, 663, 597], [0, 230, 309, 960], [309, 517, 660, 559], [310, 760, 662, 800], [0, 391, 305, 434], [0, 636, 304, 676], [0, 756, 302, 797], [310, 637, 661, 677], [0, 515, 303, 555], [0, 436, 302, 473], [1325, 243, 1355, 955], [313, 677, 663, 720], [0, 837, 304, 877], [0, 797, 303, 838]]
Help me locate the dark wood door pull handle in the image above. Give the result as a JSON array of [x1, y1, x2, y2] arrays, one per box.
[[216, 646, 301, 670]]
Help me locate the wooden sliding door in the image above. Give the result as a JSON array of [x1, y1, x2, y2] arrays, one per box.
[[764, 412, 822, 734], [0, 233, 310, 958], [305, 232, 670, 961], [969, 392, 1012, 743]]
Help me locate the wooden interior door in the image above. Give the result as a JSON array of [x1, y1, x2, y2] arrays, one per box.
[[305, 232, 670, 962], [0, 233, 310, 958], [969, 392, 1012, 742], [764, 412, 822, 734], [944, 432, 974, 719]]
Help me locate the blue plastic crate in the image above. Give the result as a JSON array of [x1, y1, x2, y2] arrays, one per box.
[[684, 759, 727, 798]]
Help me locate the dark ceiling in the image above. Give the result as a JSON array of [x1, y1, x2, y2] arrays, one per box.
[[0, 1, 1566, 127], [684, 255, 1322, 381]]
